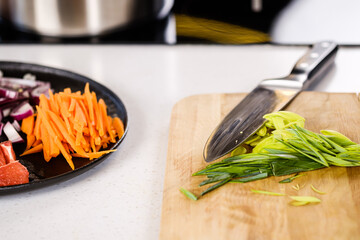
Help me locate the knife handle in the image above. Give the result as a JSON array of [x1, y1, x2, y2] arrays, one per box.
[[290, 41, 338, 88]]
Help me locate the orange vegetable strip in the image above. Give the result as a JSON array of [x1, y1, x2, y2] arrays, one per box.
[[99, 99, 114, 141], [40, 124, 51, 162], [91, 91, 101, 131], [82, 127, 90, 136], [113, 117, 125, 138], [46, 110, 87, 156], [38, 107, 75, 169], [90, 136, 96, 152], [78, 99, 95, 136], [26, 134, 36, 151], [49, 120, 64, 142], [20, 144, 43, 156], [48, 89, 60, 114], [87, 150, 116, 159], [95, 145, 101, 152], [32, 139, 42, 147], [75, 102, 87, 126], [39, 94, 50, 111], [59, 95, 71, 118], [84, 83, 95, 125], [69, 98, 76, 112], [75, 123, 84, 146], [50, 139, 60, 158], [94, 135, 101, 146], [59, 92, 85, 100], [54, 136, 74, 170], [71, 153, 89, 158], [64, 88, 71, 94], [21, 115, 35, 135], [34, 113, 42, 140]]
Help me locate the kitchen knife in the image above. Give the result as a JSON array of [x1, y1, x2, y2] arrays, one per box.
[[203, 41, 338, 163]]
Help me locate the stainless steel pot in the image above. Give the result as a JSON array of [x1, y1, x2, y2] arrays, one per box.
[[0, 0, 173, 37]]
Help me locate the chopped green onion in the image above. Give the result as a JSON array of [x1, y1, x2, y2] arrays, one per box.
[[310, 184, 326, 194], [180, 188, 198, 201], [289, 196, 321, 203], [250, 189, 286, 196], [279, 173, 305, 183]]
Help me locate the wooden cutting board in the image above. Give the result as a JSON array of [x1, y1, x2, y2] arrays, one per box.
[[160, 92, 360, 240]]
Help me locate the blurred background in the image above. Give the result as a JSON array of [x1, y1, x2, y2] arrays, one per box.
[[0, 0, 358, 45]]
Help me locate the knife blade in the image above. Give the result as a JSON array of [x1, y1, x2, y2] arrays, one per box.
[[203, 41, 338, 163]]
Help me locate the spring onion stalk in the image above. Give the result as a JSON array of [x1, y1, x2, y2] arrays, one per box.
[[194, 111, 360, 198]]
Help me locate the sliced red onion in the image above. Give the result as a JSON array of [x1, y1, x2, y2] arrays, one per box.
[[2, 107, 11, 118], [0, 87, 18, 99], [11, 120, 21, 132], [0, 97, 27, 106], [0, 123, 4, 136], [10, 101, 34, 121], [31, 83, 51, 105], [0, 77, 38, 89], [3, 122, 24, 143]]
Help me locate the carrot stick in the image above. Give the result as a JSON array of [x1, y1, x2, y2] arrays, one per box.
[[32, 139, 42, 147], [26, 134, 36, 151], [84, 83, 95, 125], [20, 144, 43, 156], [113, 117, 125, 138], [40, 122, 51, 162], [46, 110, 87, 156], [21, 115, 35, 135], [48, 89, 60, 115], [69, 98, 76, 112], [21, 84, 123, 170]]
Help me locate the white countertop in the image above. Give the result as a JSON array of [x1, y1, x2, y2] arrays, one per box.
[[0, 44, 359, 240]]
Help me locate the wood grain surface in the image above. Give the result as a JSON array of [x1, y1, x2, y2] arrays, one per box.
[[160, 92, 360, 240]]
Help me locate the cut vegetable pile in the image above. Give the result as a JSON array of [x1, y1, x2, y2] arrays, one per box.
[[183, 111, 360, 199], [0, 73, 51, 143], [20, 83, 125, 170]]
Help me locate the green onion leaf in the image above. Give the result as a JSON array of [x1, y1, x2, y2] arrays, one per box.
[[310, 184, 326, 194], [179, 188, 198, 201], [279, 173, 305, 183], [289, 196, 321, 203], [250, 189, 286, 196]]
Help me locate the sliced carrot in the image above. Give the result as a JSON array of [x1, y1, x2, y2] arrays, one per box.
[[48, 89, 59, 115], [40, 122, 51, 162], [69, 98, 76, 112], [113, 117, 125, 139], [21, 115, 35, 135], [21, 83, 124, 170], [84, 83, 95, 125], [34, 112, 42, 140], [91, 91, 100, 130], [46, 110, 87, 156], [99, 99, 115, 141], [39, 94, 50, 111], [20, 144, 43, 156], [26, 134, 36, 151], [87, 150, 116, 160], [32, 139, 42, 147], [49, 120, 64, 142]]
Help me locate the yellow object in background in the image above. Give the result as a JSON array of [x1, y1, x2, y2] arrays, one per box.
[[175, 14, 270, 44]]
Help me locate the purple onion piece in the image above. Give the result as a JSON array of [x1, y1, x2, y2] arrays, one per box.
[[0, 87, 18, 99], [0, 77, 39, 89], [30, 84, 51, 105], [0, 123, 3, 136], [12, 120, 21, 132], [3, 122, 24, 143], [10, 101, 34, 121]]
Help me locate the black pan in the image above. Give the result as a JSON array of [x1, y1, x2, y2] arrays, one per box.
[[0, 61, 128, 194]]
